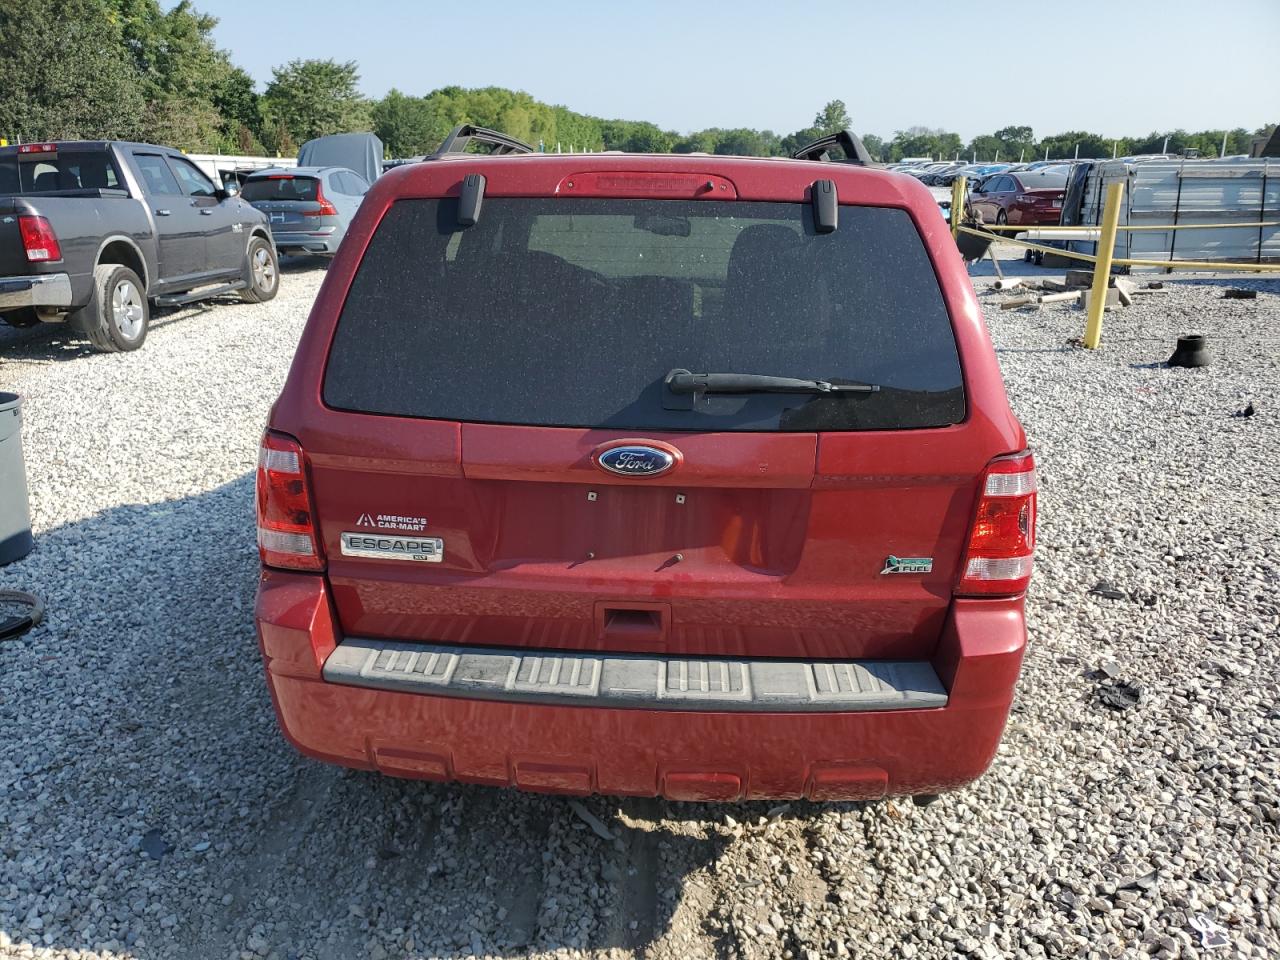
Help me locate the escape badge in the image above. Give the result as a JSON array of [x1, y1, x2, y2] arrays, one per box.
[[880, 555, 933, 575], [341, 532, 443, 563]]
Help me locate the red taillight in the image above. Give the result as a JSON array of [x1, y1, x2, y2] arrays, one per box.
[[256, 431, 324, 571], [18, 215, 62, 262], [303, 181, 338, 217], [956, 451, 1037, 596]]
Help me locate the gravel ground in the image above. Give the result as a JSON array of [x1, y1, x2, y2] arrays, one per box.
[[1, 262, 1278, 960]]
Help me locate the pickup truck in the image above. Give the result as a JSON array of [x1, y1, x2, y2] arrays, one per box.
[[0, 140, 278, 352]]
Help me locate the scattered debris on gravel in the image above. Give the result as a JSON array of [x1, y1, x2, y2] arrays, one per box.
[[1, 267, 1277, 959]]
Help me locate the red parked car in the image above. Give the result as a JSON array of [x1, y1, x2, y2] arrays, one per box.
[[968, 170, 1067, 226], [255, 127, 1036, 802]]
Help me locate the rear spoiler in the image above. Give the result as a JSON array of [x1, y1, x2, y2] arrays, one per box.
[[430, 125, 535, 158], [791, 130, 879, 167]]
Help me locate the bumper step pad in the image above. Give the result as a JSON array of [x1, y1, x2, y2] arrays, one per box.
[[323, 639, 948, 713]]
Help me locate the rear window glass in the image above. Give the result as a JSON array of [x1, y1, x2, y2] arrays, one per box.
[[0, 153, 122, 194], [1021, 171, 1068, 188], [324, 199, 964, 431], [242, 176, 319, 202]]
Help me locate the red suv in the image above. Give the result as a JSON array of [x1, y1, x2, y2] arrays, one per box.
[[255, 127, 1036, 802]]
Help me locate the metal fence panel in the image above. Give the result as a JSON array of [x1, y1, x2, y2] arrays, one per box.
[[1072, 158, 1280, 269]]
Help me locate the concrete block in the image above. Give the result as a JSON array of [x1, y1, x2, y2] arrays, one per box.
[[1079, 288, 1121, 311]]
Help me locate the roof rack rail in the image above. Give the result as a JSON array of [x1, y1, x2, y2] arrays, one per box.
[[431, 124, 535, 158], [791, 130, 878, 167]]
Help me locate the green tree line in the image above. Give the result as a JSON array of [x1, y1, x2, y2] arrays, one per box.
[[0, 0, 1272, 162]]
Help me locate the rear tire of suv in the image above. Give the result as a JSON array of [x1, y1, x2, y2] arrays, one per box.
[[239, 237, 279, 303], [73, 264, 149, 353]]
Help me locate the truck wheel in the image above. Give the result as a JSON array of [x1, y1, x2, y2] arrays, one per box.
[[1, 308, 41, 328], [74, 264, 149, 353], [239, 237, 279, 303]]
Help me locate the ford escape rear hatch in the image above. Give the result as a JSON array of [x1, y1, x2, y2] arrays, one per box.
[[311, 194, 977, 660]]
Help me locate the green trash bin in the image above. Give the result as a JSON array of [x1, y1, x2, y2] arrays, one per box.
[[0, 391, 33, 566]]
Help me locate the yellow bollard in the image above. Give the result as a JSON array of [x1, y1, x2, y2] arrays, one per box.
[[1083, 181, 1125, 349], [951, 176, 966, 242]]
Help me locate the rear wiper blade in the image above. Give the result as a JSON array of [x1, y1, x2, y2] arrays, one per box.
[[664, 368, 880, 397]]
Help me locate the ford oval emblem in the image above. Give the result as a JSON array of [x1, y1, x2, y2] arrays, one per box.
[[596, 444, 677, 478]]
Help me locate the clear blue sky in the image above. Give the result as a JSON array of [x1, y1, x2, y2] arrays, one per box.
[[193, 0, 1279, 140]]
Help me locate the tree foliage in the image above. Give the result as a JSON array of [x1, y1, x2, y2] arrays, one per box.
[[0, 0, 277, 151], [107, 0, 257, 150], [813, 100, 852, 135], [370, 89, 438, 157], [262, 59, 371, 146], [0, 0, 147, 142], [861, 134, 887, 161], [0, 10, 1270, 168], [890, 126, 964, 162]]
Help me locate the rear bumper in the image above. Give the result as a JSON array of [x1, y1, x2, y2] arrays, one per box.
[[256, 570, 1027, 801], [1018, 208, 1064, 226], [0, 272, 73, 311], [272, 231, 339, 255]]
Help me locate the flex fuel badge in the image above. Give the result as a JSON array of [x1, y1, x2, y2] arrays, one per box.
[[880, 555, 933, 575]]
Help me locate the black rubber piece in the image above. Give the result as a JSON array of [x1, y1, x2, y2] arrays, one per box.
[[955, 225, 994, 262], [1168, 334, 1211, 368], [458, 173, 485, 227], [811, 179, 838, 233], [911, 794, 940, 807], [0, 590, 43, 641]]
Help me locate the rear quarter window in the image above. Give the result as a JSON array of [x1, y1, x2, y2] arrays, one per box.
[[323, 198, 964, 431]]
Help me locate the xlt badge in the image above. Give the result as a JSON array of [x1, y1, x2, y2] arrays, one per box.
[[341, 532, 443, 563]]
